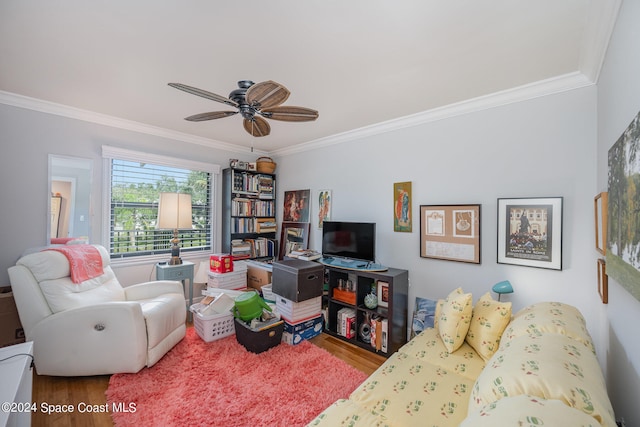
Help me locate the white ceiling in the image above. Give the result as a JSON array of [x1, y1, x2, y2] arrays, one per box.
[[0, 1, 620, 155]]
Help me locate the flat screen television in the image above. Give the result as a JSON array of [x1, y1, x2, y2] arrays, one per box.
[[322, 221, 376, 262]]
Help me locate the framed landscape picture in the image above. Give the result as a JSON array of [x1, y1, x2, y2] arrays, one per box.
[[607, 110, 640, 302], [419, 204, 481, 264], [497, 197, 563, 270]]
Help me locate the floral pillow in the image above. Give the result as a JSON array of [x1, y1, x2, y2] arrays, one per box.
[[465, 292, 512, 361], [437, 288, 472, 352], [461, 395, 600, 427]]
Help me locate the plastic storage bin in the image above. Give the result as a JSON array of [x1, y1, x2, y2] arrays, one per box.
[[190, 303, 235, 342]]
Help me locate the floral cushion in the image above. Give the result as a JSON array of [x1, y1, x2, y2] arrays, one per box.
[[307, 398, 391, 427], [438, 288, 473, 352], [500, 301, 595, 353], [350, 351, 475, 426], [469, 333, 616, 427], [465, 292, 512, 361], [400, 328, 486, 381], [460, 395, 601, 427]]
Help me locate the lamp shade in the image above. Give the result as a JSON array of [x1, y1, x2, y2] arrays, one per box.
[[492, 280, 514, 296], [194, 260, 209, 284], [157, 193, 193, 229]]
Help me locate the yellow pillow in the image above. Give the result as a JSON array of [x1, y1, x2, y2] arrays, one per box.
[[465, 292, 512, 361], [434, 288, 462, 332], [438, 288, 472, 352]]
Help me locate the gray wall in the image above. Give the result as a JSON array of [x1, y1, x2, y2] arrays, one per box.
[[597, 0, 640, 423], [0, 104, 256, 285]]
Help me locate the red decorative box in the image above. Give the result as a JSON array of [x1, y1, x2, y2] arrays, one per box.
[[210, 254, 233, 273]]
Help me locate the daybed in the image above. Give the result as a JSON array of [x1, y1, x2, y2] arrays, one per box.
[[309, 290, 615, 427]]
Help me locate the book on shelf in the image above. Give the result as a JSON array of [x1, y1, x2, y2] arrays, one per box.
[[381, 318, 388, 352], [337, 307, 356, 338], [370, 315, 382, 351], [256, 218, 277, 233]]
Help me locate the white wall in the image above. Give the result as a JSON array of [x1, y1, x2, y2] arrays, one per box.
[[596, 0, 640, 424], [0, 104, 255, 286], [277, 86, 600, 339]]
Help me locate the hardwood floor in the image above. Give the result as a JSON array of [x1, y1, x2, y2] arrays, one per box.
[[30, 329, 385, 427]]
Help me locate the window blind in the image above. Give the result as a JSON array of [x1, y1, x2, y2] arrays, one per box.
[[102, 146, 217, 260]]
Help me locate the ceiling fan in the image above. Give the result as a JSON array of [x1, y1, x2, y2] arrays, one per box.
[[168, 80, 319, 137]]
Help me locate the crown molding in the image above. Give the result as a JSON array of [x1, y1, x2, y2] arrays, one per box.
[[579, 0, 622, 82], [0, 90, 264, 155], [271, 71, 594, 156], [1, 71, 594, 159]]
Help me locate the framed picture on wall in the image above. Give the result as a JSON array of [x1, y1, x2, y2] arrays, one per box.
[[283, 189, 311, 223], [497, 197, 563, 270], [317, 189, 332, 229], [597, 258, 608, 304], [594, 192, 608, 255], [394, 182, 412, 232], [419, 204, 481, 264]]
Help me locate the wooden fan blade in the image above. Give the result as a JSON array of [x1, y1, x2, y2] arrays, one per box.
[[168, 83, 238, 108], [246, 80, 290, 109], [243, 116, 271, 137], [184, 111, 238, 121], [261, 106, 319, 122]]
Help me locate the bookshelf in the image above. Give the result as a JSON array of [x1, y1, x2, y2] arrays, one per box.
[[324, 265, 408, 357], [222, 168, 278, 260]]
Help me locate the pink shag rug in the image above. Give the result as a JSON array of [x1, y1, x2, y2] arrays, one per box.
[[106, 328, 367, 426]]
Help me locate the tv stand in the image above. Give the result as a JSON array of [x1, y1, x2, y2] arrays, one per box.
[[319, 257, 388, 272]]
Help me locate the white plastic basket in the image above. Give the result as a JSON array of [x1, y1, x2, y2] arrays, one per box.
[[190, 303, 235, 342]]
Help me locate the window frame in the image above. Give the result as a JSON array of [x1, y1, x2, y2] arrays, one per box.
[[102, 145, 220, 264]]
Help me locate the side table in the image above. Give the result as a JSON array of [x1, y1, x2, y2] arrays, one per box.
[[156, 261, 195, 321], [0, 341, 33, 427]]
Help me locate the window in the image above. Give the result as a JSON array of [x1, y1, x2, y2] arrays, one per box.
[[102, 146, 220, 260]]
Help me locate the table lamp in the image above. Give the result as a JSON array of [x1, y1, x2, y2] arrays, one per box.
[[492, 280, 513, 301], [157, 193, 192, 265]]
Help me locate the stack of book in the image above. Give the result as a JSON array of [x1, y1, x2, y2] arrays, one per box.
[[288, 249, 322, 261], [256, 218, 277, 233], [231, 240, 251, 259]]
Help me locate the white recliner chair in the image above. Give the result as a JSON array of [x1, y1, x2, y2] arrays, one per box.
[[8, 245, 186, 376]]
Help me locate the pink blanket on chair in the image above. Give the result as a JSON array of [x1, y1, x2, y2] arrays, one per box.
[[47, 244, 104, 284]]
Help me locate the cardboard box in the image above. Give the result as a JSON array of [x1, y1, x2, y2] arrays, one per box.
[[283, 314, 324, 345], [272, 259, 323, 302], [246, 262, 272, 291], [275, 295, 322, 323], [0, 287, 25, 348]]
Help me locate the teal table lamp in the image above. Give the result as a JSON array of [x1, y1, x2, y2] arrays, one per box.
[[492, 280, 513, 301]]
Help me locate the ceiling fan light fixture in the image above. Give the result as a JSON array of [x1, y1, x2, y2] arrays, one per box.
[[169, 79, 317, 137]]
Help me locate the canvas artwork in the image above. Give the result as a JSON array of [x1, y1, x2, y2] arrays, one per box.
[[317, 190, 332, 229], [283, 189, 310, 223], [607, 110, 640, 302], [394, 182, 412, 232]]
